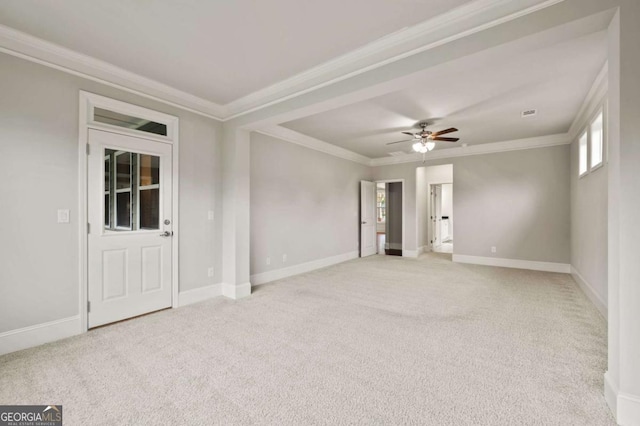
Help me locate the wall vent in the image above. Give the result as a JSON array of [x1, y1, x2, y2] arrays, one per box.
[[521, 109, 537, 118]]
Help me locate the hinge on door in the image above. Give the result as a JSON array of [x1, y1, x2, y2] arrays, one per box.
[[87, 301, 91, 313], [86, 144, 90, 155], [87, 223, 90, 234]]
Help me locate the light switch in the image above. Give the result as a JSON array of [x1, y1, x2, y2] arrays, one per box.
[[57, 209, 70, 224], [207, 211, 215, 221]]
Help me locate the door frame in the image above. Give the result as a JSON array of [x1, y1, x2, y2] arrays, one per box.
[[78, 91, 180, 333], [375, 179, 406, 254]]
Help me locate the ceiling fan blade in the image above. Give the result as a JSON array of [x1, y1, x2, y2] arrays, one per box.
[[386, 139, 413, 145], [432, 137, 459, 142], [401, 131, 416, 137], [432, 128, 458, 136]]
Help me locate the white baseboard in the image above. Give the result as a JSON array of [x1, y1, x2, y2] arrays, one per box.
[[251, 251, 358, 285], [178, 283, 222, 307], [403, 250, 418, 258], [605, 371, 640, 425], [605, 372, 618, 419], [452, 254, 571, 273], [222, 282, 252, 299], [0, 315, 81, 356], [571, 266, 607, 319]]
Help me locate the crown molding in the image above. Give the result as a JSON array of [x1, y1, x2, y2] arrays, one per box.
[[255, 126, 372, 166], [567, 62, 608, 140], [0, 1, 564, 122], [224, 0, 566, 120], [369, 133, 572, 167], [0, 24, 226, 121]]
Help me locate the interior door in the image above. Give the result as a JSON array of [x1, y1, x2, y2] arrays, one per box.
[[87, 129, 173, 328], [360, 181, 377, 257]]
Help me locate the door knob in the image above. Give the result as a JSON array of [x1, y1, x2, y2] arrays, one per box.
[[362, 221, 366, 224], [159, 231, 173, 237]]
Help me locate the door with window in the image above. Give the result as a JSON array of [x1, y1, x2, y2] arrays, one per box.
[[87, 129, 172, 328]]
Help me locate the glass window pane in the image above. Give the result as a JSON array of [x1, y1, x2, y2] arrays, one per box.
[[116, 152, 131, 190], [105, 194, 110, 227], [579, 132, 588, 175], [94, 107, 168, 136], [139, 189, 160, 230], [116, 192, 131, 229], [104, 156, 110, 191], [591, 112, 604, 168], [140, 154, 160, 187]]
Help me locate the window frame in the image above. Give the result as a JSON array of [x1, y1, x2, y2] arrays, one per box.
[[589, 109, 605, 172], [578, 130, 589, 178]]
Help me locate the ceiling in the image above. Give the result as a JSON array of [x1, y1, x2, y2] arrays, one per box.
[[0, 0, 473, 105], [281, 29, 608, 159]]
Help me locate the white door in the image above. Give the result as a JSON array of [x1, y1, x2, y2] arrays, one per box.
[[360, 181, 377, 257], [88, 129, 173, 328]]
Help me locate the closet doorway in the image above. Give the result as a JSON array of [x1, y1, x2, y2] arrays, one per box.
[[430, 183, 453, 254]]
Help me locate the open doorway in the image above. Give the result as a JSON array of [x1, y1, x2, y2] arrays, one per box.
[[430, 183, 453, 254], [379, 181, 403, 256], [360, 180, 403, 257]]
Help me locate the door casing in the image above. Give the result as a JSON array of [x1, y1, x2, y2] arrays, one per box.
[[78, 91, 180, 333]]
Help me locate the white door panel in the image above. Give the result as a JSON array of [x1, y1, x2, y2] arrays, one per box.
[[88, 129, 172, 328], [360, 181, 377, 257]]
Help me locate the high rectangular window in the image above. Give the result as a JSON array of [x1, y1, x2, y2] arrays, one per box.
[[590, 112, 604, 169], [579, 131, 588, 176]]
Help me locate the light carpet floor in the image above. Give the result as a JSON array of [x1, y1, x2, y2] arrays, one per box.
[[0, 253, 614, 425]]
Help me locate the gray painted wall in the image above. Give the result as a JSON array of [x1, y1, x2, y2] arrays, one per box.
[[372, 145, 571, 263], [570, 121, 608, 307], [250, 132, 371, 276], [0, 52, 223, 333]]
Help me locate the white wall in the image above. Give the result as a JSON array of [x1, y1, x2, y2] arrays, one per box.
[[441, 184, 453, 217], [0, 52, 223, 334], [250, 132, 371, 277]]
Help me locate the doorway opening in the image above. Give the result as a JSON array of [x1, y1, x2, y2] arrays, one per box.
[[360, 180, 404, 258], [431, 183, 453, 254]]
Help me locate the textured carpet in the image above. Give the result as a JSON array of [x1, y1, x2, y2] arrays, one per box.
[[0, 253, 614, 425]]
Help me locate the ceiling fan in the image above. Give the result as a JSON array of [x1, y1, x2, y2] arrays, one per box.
[[387, 122, 459, 153]]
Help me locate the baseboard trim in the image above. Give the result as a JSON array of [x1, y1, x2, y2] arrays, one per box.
[[604, 371, 640, 425], [403, 250, 418, 258], [0, 315, 81, 356], [251, 251, 358, 285], [222, 282, 252, 300], [452, 254, 571, 273], [178, 283, 222, 307], [605, 372, 618, 419], [570, 266, 607, 319]]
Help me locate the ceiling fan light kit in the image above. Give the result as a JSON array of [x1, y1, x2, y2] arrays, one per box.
[[412, 141, 435, 153], [387, 122, 460, 154]]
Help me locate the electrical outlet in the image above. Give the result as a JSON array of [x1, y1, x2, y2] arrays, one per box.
[[491, 246, 497, 253], [207, 211, 215, 221], [207, 267, 214, 277], [282, 254, 287, 263], [266, 257, 271, 266]]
